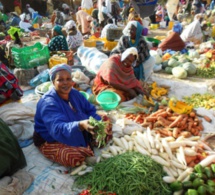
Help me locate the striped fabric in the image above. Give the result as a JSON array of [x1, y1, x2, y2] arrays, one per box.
[[39, 142, 94, 167]]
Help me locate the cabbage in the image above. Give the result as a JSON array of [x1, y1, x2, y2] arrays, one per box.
[[189, 50, 199, 59], [172, 67, 187, 79], [182, 62, 197, 75]]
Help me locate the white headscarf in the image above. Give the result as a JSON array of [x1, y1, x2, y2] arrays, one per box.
[[64, 20, 76, 33], [122, 21, 138, 36], [121, 47, 138, 62]]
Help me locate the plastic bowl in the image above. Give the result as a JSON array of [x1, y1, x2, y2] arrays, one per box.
[[80, 91, 90, 100], [96, 91, 121, 111]]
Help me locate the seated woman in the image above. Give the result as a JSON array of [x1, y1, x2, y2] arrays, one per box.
[[65, 20, 83, 52], [33, 64, 111, 167], [159, 22, 185, 51], [111, 21, 154, 81], [92, 47, 148, 102], [48, 25, 69, 51]]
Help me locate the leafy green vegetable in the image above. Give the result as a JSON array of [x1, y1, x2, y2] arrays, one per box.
[[89, 117, 107, 148], [74, 152, 171, 195]]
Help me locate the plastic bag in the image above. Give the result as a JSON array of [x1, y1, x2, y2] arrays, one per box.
[[72, 70, 90, 84], [29, 69, 50, 87]]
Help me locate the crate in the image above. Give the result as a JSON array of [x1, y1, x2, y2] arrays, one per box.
[[11, 42, 50, 69], [106, 28, 123, 41]]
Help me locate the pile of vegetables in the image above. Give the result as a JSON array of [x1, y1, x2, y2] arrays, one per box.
[[150, 82, 168, 99], [125, 106, 204, 137], [74, 152, 172, 195], [101, 128, 211, 179], [183, 93, 215, 110], [36, 81, 52, 93], [89, 117, 108, 148], [170, 164, 215, 195]]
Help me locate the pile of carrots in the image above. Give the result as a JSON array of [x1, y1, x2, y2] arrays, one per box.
[[125, 106, 209, 138]]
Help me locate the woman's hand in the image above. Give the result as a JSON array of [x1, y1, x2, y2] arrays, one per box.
[[127, 88, 137, 99], [79, 120, 97, 135]]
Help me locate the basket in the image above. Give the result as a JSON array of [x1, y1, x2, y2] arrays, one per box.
[[106, 28, 123, 41], [145, 37, 161, 46], [96, 91, 121, 111], [84, 39, 96, 47], [11, 42, 50, 69]]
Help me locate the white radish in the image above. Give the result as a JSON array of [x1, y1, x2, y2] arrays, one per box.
[[171, 160, 186, 170], [176, 136, 185, 142], [159, 152, 169, 161], [176, 152, 184, 166], [121, 137, 129, 150], [70, 164, 87, 175], [113, 137, 124, 148], [184, 147, 197, 156], [169, 141, 185, 149], [147, 127, 155, 148], [199, 154, 215, 167], [164, 137, 175, 142], [151, 149, 158, 155], [179, 146, 187, 166], [162, 139, 173, 159], [182, 140, 198, 147], [168, 166, 178, 178], [134, 141, 150, 156], [163, 166, 175, 178], [134, 135, 147, 149], [101, 153, 112, 159], [183, 175, 191, 182], [177, 168, 193, 181], [177, 168, 183, 176], [163, 176, 176, 183], [124, 135, 133, 142], [78, 168, 93, 176], [151, 155, 170, 167], [143, 132, 151, 153], [128, 141, 134, 151], [109, 146, 118, 156], [188, 136, 200, 141]]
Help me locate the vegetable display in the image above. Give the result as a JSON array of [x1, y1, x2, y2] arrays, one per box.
[[183, 93, 215, 110], [74, 152, 172, 195], [169, 164, 215, 195], [89, 117, 108, 148]]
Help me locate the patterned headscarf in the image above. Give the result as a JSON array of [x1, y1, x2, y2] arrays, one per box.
[[64, 20, 76, 33], [53, 25, 64, 36], [49, 64, 72, 81]]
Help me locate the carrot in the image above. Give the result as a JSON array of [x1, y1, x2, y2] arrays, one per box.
[[157, 116, 172, 127], [168, 115, 184, 128], [157, 129, 173, 136], [188, 161, 196, 168], [203, 115, 212, 123], [153, 121, 162, 128], [157, 111, 168, 118], [145, 116, 157, 122], [166, 116, 178, 121], [178, 116, 188, 128], [141, 122, 151, 127], [150, 109, 165, 117], [194, 117, 199, 122], [187, 122, 193, 131], [134, 114, 143, 123], [197, 123, 204, 131], [172, 127, 181, 138], [185, 155, 197, 164]]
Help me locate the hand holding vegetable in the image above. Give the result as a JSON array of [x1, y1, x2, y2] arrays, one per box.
[[79, 120, 97, 135]]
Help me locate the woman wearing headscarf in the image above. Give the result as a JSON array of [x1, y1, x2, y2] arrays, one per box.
[[33, 64, 112, 167], [65, 20, 83, 51], [54, 11, 65, 26], [111, 21, 153, 80], [76, 10, 93, 35], [48, 25, 69, 51], [92, 47, 149, 102]]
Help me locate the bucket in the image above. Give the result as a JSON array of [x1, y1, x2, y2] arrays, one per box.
[[168, 21, 174, 30], [150, 23, 159, 30]]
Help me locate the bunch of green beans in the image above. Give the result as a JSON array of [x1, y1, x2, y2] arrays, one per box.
[[74, 152, 172, 195]]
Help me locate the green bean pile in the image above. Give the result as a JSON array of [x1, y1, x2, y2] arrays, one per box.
[[74, 152, 172, 195], [196, 66, 215, 78]]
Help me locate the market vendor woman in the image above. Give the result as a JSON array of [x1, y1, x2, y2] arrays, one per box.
[[33, 64, 111, 167]]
